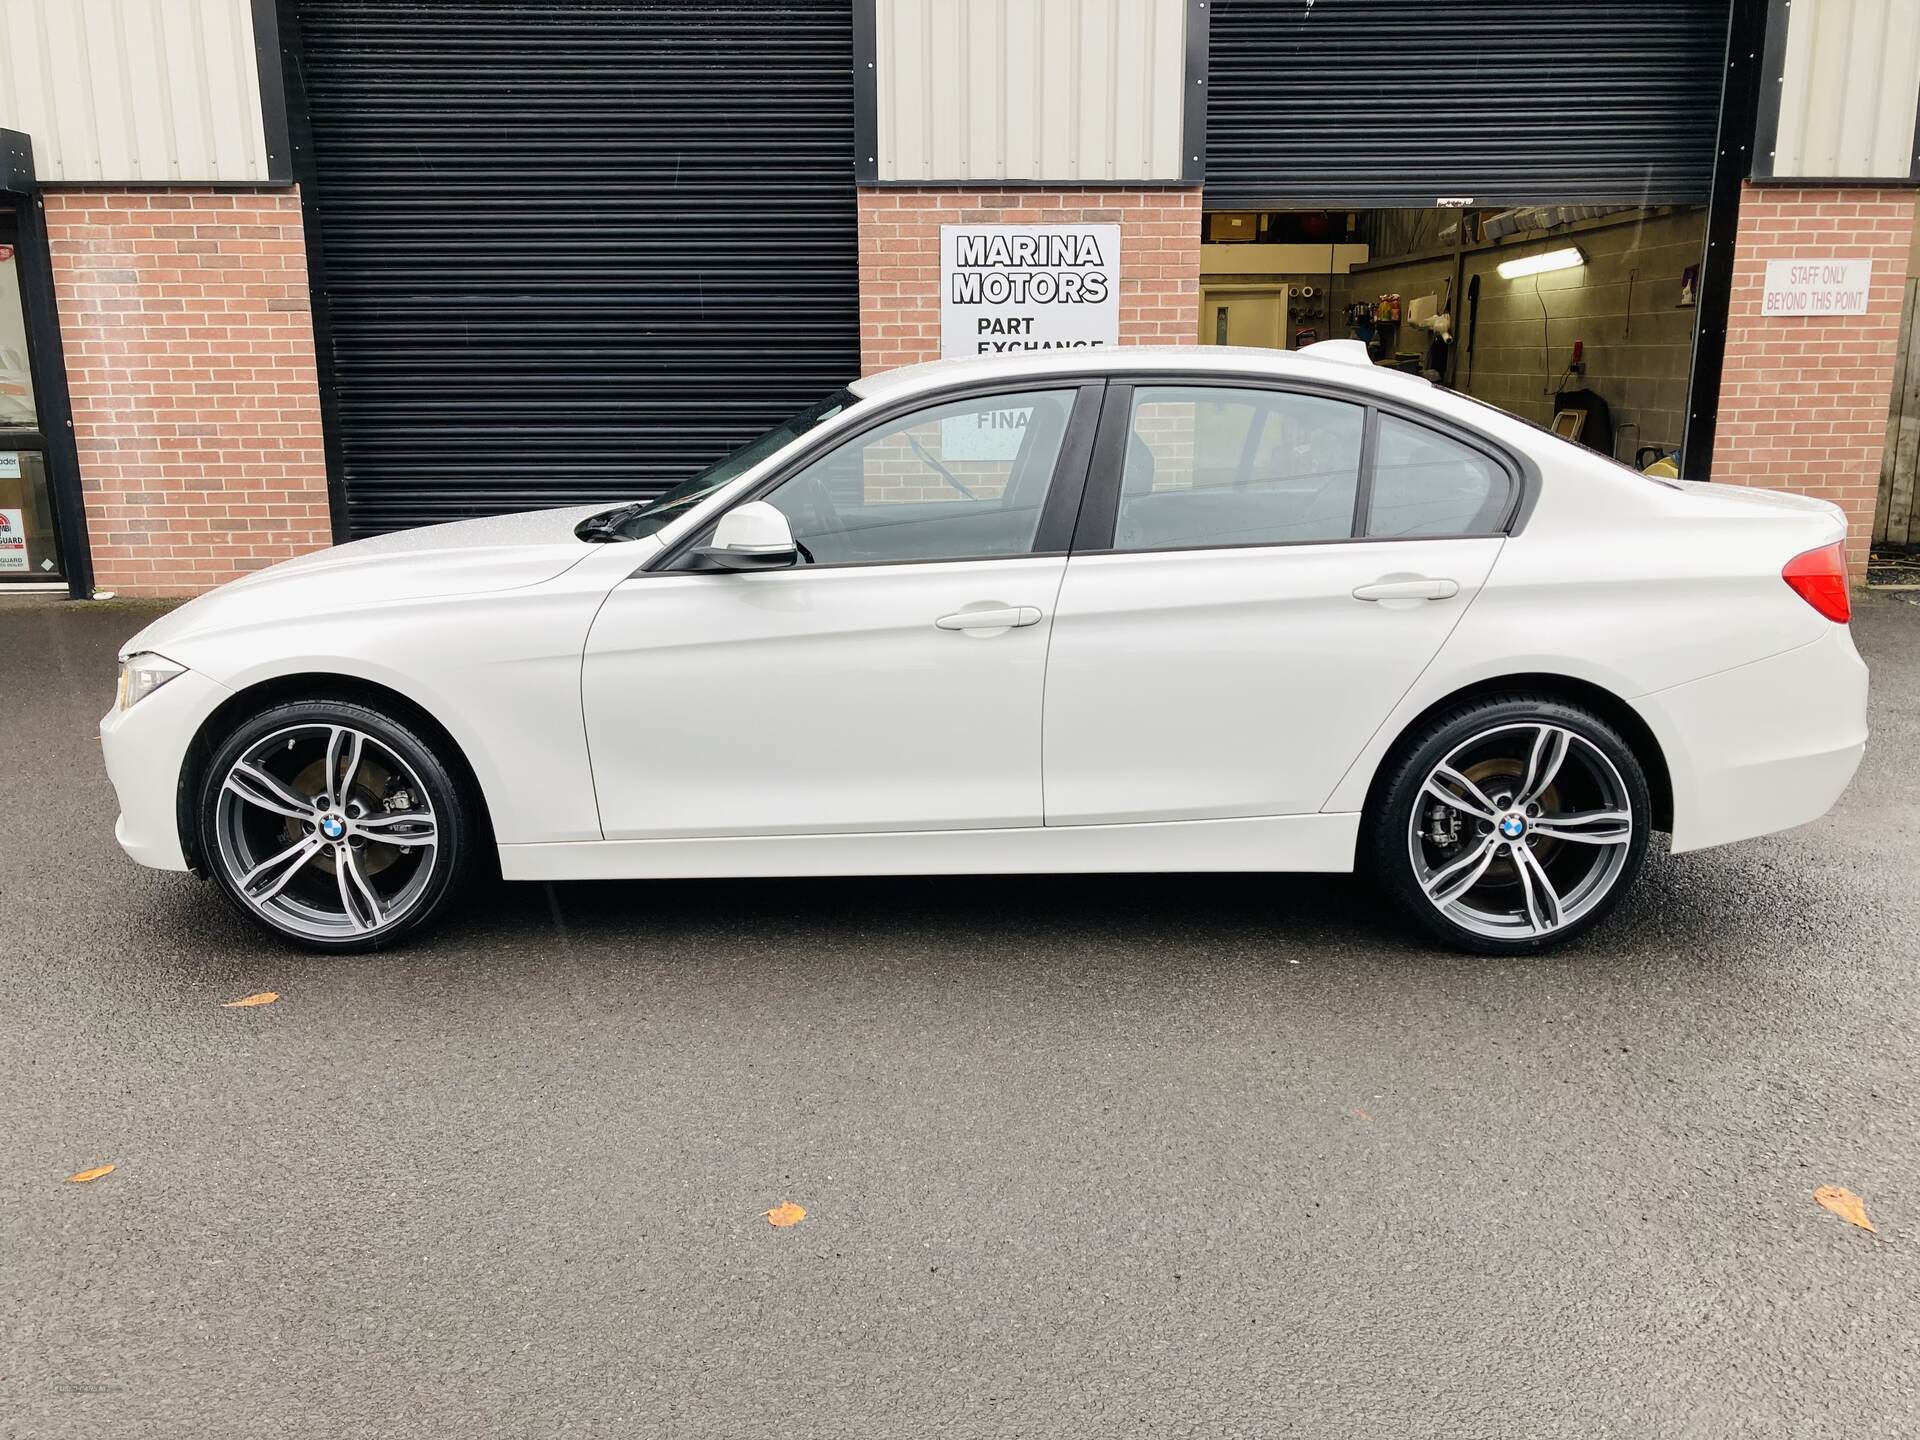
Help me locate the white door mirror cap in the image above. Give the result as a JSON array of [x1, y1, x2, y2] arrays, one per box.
[[709, 500, 797, 555]]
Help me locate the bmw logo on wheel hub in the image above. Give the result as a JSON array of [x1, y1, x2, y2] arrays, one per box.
[[1498, 814, 1528, 840], [320, 814, 346, 840]]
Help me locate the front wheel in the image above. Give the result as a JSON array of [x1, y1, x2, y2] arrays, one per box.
[[1369, 697, 1652, 954], [197, 699, 477, 952]]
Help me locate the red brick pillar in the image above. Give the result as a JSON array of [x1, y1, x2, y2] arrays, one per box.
[[857, 188, 1202, 375], [41, 188, 333, 598], [1712, 185, 1915, 582]]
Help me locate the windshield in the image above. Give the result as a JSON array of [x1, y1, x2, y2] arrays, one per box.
[[607, 389, 859, 539]]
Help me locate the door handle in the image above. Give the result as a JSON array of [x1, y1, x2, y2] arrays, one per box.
[[1352, 577, 1460, 602], [935, 605, 1043, 631]]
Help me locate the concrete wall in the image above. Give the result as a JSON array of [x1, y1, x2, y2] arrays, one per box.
[[1341, 210, 1707, 463]]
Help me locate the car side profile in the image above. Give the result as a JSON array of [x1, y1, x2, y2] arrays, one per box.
[[100, 342, 1868, 954]]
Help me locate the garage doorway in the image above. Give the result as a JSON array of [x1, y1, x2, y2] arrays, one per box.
[[283, 0, 862, 539], [1196, 205, 1710, 474]]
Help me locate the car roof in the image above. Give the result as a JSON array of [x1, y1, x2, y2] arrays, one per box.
[[846, 342, 1438, 406]]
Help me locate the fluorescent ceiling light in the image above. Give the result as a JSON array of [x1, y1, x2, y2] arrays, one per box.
[[1497, 247, 1585, 280]]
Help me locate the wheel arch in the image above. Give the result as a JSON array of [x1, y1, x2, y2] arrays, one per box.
[[175, 671, 496, 873], [1360, 673, 1674, 833]]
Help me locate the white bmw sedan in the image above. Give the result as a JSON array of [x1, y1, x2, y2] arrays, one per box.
[[102, 343, 1866, 955]]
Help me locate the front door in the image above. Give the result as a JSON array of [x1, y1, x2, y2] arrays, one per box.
[[1043, 382, 1514, 826], [583, 384, 1099, 839]]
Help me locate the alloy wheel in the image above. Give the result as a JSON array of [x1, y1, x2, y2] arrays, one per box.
[[1407, 722, 1633, 941], [213, 723, 440, 941]]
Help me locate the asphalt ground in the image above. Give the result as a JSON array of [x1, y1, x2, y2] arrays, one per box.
[[2, 592, 1918, 1438]]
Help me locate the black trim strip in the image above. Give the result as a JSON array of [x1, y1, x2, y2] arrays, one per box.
[[1, 133, 94, 598], [862, 178, 1205, 191], [1747, 173, 1920, 189], [1351, 406, 1379, 538], [273, 0, 350, 544], [1750, 0, 1789, 181], [1072, 382, 1133, 552], [1682, 0, 1768, 480], [250, 0, 294, 185], [853, 0, 879, 185], [1913, 67, 1920, 185], [1181, 0, 1211, 185], [1033, 383, 1107, 553]]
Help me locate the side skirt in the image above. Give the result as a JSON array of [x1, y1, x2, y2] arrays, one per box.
[[498, 813, 1362, 882]]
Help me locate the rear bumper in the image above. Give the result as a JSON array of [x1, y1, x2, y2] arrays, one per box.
[[1638, 624, 1868, 854], [99, 668, 233, 872]]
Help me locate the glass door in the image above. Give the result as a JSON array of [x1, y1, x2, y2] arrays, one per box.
[[0, 211, 63, 582]]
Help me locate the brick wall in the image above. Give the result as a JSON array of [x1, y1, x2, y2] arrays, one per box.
[[1713, 184, 1915, 580], [42, 188, 331, 598], [857, 187, 1202, 374]]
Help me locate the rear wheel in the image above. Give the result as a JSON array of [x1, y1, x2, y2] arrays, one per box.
[[1370, 697, 1651, 954], [197, 699, 476, 951]]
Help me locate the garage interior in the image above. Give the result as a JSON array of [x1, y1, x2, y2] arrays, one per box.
[[1197, 204, 1709, 471]]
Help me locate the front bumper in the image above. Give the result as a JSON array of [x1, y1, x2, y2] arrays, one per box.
[[99, 667, 233, 871], [1638, 622, 1868, 854]]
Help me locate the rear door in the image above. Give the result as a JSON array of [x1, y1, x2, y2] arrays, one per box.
[[1042, 382, 1513, 826]]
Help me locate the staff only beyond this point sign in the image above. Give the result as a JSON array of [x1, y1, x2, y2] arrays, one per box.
[[940, 223, 1121, 360], [1761, 258, 1873, 317]]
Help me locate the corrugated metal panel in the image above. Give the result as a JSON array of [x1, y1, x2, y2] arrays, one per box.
[[293, 1, 860, 537], [875, 0, 1187, 182], [0, 0, 270, 183], [1206, 0, 1731, 208], [1771, 0, 1920, 179]]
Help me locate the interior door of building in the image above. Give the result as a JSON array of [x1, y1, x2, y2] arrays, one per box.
[[1200, 288, 1289, 349]]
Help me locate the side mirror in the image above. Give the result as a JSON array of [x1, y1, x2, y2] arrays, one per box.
[[693, 500, 798, 571]]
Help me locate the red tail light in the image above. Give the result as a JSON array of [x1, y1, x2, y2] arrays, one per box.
[[1782, 541, 1851, 623]]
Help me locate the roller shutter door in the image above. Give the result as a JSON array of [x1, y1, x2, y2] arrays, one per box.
[[1205, 0, 1732, 209], [288, 2, 859, 537]]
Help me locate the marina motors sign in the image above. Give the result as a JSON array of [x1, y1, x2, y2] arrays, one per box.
[[940, 223, 1121, 360]]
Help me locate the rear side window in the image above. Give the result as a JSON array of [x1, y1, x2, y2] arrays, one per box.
[[1367, 415, 1510, 538], [1115, 386, 1366, 551]]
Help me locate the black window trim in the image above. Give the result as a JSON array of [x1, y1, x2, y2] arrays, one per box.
[[1071, 372, 1537, 558], [645, 378, 1109, 575]]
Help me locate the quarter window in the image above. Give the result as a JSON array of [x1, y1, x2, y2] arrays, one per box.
[[1113, 386, 1365, 552], [1366, 415, 1510, 537], [760, 389, 1077, 565]]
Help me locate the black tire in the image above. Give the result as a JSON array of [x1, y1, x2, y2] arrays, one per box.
[[1367, 695, 1652, 955], [197, 698, 477, 952]]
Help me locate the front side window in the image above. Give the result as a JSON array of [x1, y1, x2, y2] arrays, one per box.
[[610, 388, 857, 539], [1114, 386, 1365, 552], [1367, 415, 1510, 537], [759, 389, 1077, 565]]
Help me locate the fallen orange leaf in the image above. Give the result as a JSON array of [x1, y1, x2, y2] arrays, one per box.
[[1814, 1185, 1876, 1233], [67, 1165, 116, 1184], [766, 1202, 807, 1228], [220, 992, 279, 1008]]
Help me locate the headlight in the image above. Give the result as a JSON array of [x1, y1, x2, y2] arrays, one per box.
[[116, 653, 187, 711]]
